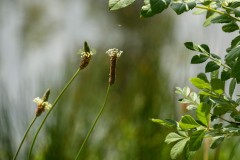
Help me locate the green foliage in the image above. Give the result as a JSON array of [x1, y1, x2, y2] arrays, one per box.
[[109, 0, 136, 10], [141, 0, 171, 17], [108, 0, 240, 159]]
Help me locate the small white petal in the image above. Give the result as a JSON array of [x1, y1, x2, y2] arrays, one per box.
[[43, 102, 52, 110], [33, 97, 43, 105]]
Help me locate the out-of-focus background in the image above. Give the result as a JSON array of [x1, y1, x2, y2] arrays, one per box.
[[0, 0, 239, 160]]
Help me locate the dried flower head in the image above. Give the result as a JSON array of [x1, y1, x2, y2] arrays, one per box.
[[79, 41, 94, 70], [106, 48, 122, 58], [106, 48, 123, 85], [34, 89, 52, 117]]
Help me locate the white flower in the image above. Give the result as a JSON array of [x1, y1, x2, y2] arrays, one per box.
[[33, 97, 52, 110], [80, 51, 93, 58], [33, 97, 43, 105], [106, 48, 123, 57]]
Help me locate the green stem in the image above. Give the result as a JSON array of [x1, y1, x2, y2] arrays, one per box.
[[28, 68, 81, 160], [208, 54, 231, 70], [74, 84, 111, 160], [195, 5, 240, 22], [229, 138, 240, 160], [13, 116, 37, 160]]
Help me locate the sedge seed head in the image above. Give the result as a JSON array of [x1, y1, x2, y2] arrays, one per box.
[[79, 41, 94, 69], [33, 89, 52, 117], [106, 48, 122, 58], [106, 48, 123, 85]]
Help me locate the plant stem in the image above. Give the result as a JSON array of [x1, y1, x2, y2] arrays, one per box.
[[74, 84, 111, 160], [229, 138, 240, 160], [13, 116, 37, 160], [203, 138, 209, 160], [28, 68, 81, 160], [195, 5, 240, 22]]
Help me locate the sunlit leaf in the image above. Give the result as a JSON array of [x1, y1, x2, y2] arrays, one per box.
[[171, 1, 196, 15], [151, 118, 177, 128], [165, 132, 185, 144], [229, 78, 236, 98], [170, 138, 189, 159], [196, 103, 211, 126], [190, 77, 211, 90], [179, 115, 200, 130], [109, 0, 135, 10], [141, 0, 170, 17], [189, 130, 206, 151]]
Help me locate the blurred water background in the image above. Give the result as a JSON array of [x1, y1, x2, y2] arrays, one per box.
[[0, 0, 239, 160]]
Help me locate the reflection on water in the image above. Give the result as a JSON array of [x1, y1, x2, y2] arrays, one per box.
[[0, 0, 238, 160]]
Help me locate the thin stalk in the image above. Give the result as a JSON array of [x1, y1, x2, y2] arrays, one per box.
[[13, 116, 37, 160], [28, 68, 81, 160], [229, 138, 240, 160], [74, 84, 111, 160], [195, 5, 240, 22], [203, 138, 209, 160]]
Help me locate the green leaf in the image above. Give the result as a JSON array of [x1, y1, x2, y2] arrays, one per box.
[[213, 105, 233, 116], [221, 70, 231, 81], [196, 103, 211, 126], [165, 132, 185, 144], [179, 115, 200, 130], [183, 86, 191, 96], [170, 138, 189, 159], [211, 53, 221, 60], [226, 45, 240, 62], [222, 22, 239, 33], [191, 54, 208, 64], [189, 130, 206, 151], [197, 73, 209, 83], [229, 2, 240, 17], [210, 78, 225, 92], [170, 1, 196, 15], [203, 13, 219, 27], [205, 61, 220, 73], [151, 118, 177, 128], [190, 77, 211, 90], [109, 0, 135, 10], [210, 69, 219, 80], [210, 136, 224, 149], [211, 15, 232, 23], [184, 42, 199, 51], [231, 60, 240, 79], [229, 78, 236, 98], [140, 0, 171, 17], [231, 36, 240, 49], [200, 44, 210, 53]]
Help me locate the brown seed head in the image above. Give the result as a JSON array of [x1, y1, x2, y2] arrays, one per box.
[[79, 41, 93, 70], [106, 48, 122, 85], [34, 89, 52, 117]]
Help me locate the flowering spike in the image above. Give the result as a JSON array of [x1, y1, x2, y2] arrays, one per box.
[[42, 88, 50, 102], [106, 48, 123, 85], [80, 41, 93, 70], [34, 89, 52, 117], [84, 41, 90, 53]]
